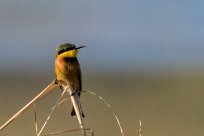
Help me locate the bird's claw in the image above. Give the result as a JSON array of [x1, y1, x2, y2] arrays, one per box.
[[54, 79, 59, 84], [54, 79, 66, 90]]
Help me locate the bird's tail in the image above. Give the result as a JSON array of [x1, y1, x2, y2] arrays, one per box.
[[70, 92, 85, 117], [71, 107, 85, 118]]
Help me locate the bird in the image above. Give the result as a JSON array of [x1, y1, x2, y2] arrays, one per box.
[[55, 43, 86, 117]]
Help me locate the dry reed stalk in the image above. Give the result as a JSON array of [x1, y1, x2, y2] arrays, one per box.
[[62, 84, 87, 136], [43, 128, 92, 136], [139, 120, 142, 136], [36, 89, 66, 136], [0, 80, 60, 131], [34, 103, 38, 136], [82, 90, 125, 136], [0, 80, 87, 136], [0, 80, 125, 136]]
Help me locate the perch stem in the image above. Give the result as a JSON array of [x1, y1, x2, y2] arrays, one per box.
[[63, 84, 86, 136], [0, 80, 59, 131]]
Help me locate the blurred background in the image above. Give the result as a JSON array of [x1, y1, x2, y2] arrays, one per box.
[[0, 0, 204, 136]]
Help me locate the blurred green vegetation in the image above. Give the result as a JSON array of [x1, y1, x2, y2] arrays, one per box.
[[0, 69, 204, 136]]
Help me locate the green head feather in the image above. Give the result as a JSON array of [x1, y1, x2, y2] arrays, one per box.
[[56, 43, 76, 55]]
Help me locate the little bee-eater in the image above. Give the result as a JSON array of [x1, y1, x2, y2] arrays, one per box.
[[55, 43, 86, 117]]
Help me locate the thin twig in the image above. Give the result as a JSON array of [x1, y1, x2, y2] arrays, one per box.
[[90, 129, 95, 136], [34, 103, 39, 136], [43, 128, 91, 136], [139, 120, 142, 136], [55, 90, 125, 136], [37, 88, 67, 136], [82, 90, 125, 136], [0, 80, 60, 131], [57, 97, 71, 107]]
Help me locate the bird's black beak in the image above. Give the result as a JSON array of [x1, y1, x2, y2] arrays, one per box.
[[76, 45, 87, 49]]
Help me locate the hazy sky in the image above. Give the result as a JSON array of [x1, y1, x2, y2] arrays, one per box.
[[0, 0, 204, 71]]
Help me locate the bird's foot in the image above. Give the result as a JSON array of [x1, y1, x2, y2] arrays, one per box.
[[54, 79, 66, 90], [54, 79, 59, 84]]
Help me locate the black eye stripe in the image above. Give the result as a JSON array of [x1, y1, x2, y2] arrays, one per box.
[[57, 49, 65, 55], [57, 47, 75, 55]]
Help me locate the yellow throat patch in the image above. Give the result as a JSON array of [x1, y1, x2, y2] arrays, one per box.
[[59, 49, 78, 58]]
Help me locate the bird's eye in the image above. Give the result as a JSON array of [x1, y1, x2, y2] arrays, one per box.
[[57, 49, 65, 55]]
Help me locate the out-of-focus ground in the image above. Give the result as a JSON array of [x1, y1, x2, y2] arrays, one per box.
[[1, 68, 204, 136]]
